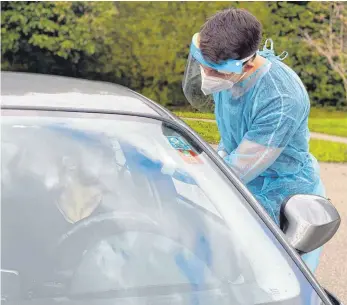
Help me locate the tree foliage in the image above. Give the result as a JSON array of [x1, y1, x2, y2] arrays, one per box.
[[266, 1, 346, 108], [302, 2, 347, 107], [1, 1, 346, 109], [1, 1, 117, 76]]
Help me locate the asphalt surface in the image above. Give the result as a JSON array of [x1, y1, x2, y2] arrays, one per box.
[[316, 163, 347, 304]]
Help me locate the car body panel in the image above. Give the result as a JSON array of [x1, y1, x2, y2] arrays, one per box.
[[1, 71, 163, 117]]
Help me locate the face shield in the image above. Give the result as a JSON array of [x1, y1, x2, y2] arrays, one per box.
[[182, 33, 255, 111]]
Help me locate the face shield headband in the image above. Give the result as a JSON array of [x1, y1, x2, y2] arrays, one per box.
[[190, 33, 256, 74]]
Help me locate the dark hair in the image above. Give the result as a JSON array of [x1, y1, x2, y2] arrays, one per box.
[[200, 8, 262, 63]]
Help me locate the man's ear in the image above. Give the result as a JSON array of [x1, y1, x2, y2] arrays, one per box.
[[243, 61, 255, 73]]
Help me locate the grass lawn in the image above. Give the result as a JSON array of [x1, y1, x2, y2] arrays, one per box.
[[309, 107, 347, 118], [177, 108, 347, 138], [175, 111, 216, 120], [308, 118, 347, 137], [184, 120, 347, 163], [309, 139, 347, 163], [184, 120, 220, 144]]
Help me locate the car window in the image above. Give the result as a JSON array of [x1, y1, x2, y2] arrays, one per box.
[[1, 109, 327, 305]]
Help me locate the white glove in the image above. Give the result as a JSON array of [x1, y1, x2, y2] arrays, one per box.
[[217, 150, 228, 159]]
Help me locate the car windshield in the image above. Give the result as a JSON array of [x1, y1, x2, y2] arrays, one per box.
[[1, 109, 326, 305]]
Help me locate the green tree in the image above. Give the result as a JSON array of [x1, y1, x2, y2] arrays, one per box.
[[1, 1, 117, 77], [302, 2, 347, 106], [266, 1, 346, 108], [104, 1, 268, 106], [1, 1, 345, 110], [100, 1, 223, 105]]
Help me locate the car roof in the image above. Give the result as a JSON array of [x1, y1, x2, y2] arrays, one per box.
[[1, 72, 173, 119]]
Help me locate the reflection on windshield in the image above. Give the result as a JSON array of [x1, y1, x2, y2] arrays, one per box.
[[1, 112, 324, 304]]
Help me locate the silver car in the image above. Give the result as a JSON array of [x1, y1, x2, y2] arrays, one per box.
[[0, 72, 343, 305]]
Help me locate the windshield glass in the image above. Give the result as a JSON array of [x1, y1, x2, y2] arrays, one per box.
[[1, 109, 326, 304]]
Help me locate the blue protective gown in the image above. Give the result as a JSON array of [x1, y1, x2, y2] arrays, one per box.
[[214, 40, 325, 273]]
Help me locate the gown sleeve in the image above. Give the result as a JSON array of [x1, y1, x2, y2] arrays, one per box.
[[223, 94, 307, 184]]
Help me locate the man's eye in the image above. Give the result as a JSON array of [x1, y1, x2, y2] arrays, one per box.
[[207, 70, 220, 77]]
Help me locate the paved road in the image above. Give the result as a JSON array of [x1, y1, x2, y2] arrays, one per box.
[[316, 163, 347, 304], [310, 132, 347, 144], [184, 117, 347, 144]]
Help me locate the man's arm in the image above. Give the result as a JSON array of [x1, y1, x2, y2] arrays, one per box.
[[222, 94, 307, 184]]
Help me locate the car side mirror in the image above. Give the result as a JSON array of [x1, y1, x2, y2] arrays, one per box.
[[280, 195, 341, 254], [1, 269, 21, 303]]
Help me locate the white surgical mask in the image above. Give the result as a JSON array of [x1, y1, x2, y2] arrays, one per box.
[[200, 67, 246, 95]]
